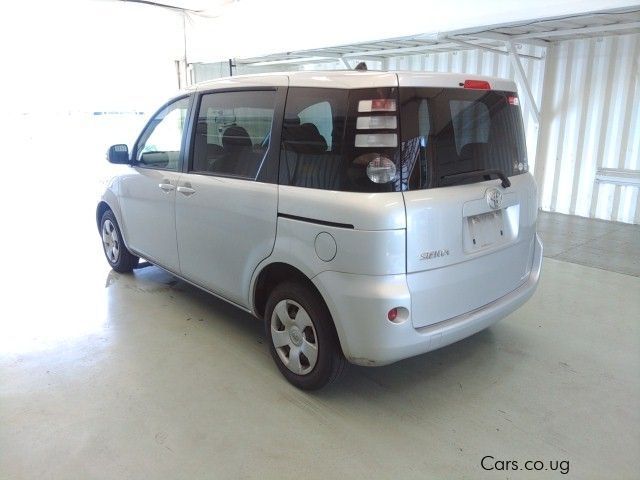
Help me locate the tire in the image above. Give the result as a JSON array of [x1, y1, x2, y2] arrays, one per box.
[[265, 282, 346, 390], [100, 209, 138, 273]]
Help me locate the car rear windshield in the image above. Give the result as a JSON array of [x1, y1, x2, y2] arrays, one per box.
[[278, 86, 527, 193], [399, 87, 528, 190]]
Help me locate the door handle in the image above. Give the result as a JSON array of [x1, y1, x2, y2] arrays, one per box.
[[158, 181, 175, 192], [177, 186, 196, 196]]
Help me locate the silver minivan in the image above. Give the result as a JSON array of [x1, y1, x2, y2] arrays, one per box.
[[98, 71, 542, 389]]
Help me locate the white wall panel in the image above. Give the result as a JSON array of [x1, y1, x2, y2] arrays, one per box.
[[537, 34, 639, 223]]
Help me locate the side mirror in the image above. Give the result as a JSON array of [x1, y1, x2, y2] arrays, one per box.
[[107, 144, 131, 164]]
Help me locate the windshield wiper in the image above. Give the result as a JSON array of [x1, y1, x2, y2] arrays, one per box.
[[440, 169, 511, 188]]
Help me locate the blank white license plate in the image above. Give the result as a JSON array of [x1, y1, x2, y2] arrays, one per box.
[[467, 210, 505, 249]]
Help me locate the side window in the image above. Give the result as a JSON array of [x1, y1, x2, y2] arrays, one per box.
[[191, 90, 276, 179], [298, 101, 333, 150], [136, 97, 190, 171]]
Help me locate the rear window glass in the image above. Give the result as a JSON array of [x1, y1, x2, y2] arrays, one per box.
[[449, 100, 490, 154], [278, 86, 528, 192], [400, 87, 528, 190]]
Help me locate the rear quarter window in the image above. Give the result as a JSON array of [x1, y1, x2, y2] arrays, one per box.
[[279, 87, 401, 193]]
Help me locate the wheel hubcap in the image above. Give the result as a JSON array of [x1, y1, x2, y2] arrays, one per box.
[[102, 219, 120, 264], [271, 299, 318, 375], [289, 326, 303, 346]]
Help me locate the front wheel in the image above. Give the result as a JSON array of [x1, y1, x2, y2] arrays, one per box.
[[100, 210, 138, 273], [265, 282, 346, 390]]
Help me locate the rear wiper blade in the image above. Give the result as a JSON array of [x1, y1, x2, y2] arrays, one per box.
[[440, 169, 511, 188]]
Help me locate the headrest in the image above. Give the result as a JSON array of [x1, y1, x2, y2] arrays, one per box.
[[282, 122, 327, 154], [196, 121, 207, 135], [222, 125, 252, 149], [207, 144, 224, 154]]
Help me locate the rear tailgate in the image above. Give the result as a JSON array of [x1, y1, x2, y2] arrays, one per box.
[[404, 174, 537, 328], [396, 74, 538, 328]]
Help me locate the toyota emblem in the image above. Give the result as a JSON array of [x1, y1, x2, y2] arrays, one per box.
[[486, 188, 503, 210]]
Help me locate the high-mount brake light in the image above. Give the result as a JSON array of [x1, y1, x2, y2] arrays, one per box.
[[358, 99, 397, 112], [463, 80, 491, 90]]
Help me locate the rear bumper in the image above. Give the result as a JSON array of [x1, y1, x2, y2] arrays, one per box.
[[313, 234, 543, 366]]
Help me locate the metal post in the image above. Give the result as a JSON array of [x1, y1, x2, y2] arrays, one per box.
[[507, 42, 541, 124], [175, 60, 182, 90], [532, 43, 556, 205], [446, 36, 542, 60], [340, 57, 352, 70], [182, 13, 188, 87]]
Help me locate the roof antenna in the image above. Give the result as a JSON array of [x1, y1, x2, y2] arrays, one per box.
[[354, 62, 368, 71]]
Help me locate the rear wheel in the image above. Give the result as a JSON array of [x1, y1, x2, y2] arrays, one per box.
[[265, 282, 346, 390], [100, 210, 138, 273]]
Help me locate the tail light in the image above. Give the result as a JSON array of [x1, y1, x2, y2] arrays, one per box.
[[355, 133, 397, 148], [387, 306, 409, 324], [355, 94, 399, 185], [363, 154, 397, 183], [356, 116, 397, 130], [358, 99, 397, 112]]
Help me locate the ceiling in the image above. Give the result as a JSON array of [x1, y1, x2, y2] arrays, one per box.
[[118, 0, 235, 15], [234, 7, 640, 67], [457, 7, 640, 43]]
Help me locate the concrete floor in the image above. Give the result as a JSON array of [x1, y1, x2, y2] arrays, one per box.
[[1, 205, 639, 479], [537, 211, 640, 277]]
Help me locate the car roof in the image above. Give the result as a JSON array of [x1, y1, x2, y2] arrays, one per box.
[[190, 70, 517, 92]]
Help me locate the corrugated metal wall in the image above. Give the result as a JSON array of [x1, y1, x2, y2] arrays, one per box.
[[535, 34, 640, 224]]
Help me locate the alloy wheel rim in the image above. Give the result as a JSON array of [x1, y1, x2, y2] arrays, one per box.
[[271, 299, 318, 375], [102, 219, 120, 264]]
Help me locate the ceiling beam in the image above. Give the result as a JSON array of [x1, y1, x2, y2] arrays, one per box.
[[119, 0, 202, 13], [237, 36, 544, 66], [512, 20, 640, 40], [452, 31, 549, 48], [332, 38, 518, 59], [238, 55, 386, 67], [445, 37, 543, 60], [240, 56, 339, 67], [339, 43, 439, 57]]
